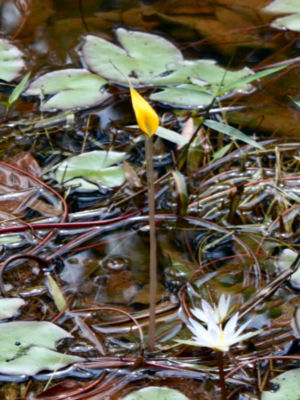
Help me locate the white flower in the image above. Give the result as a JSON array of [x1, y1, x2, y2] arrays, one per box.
[[191, 294, 231, 325], [178, 309, 259, 352]]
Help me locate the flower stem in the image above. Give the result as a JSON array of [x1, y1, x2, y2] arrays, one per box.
[[145, 135, 157, 352], [217, 350, 227, 400]]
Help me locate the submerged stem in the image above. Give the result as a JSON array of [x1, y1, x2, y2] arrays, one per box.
[[217, 350, 227, 400], [145, 135, 157, 352]]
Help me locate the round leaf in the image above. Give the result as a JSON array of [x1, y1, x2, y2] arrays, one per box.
[[81, 28, 183, 86], [0, 39, 25, 82], [150, 85, 214, 108], [0, 346, 82, 376], [0, 298, 25, 320], [0, 321, 83, 375], [55, 150, 126, 190], [276, 248, 300, 289], [24, 69, 109, 110], [261, 368, 300, 400], [122, 386, 190, 400], [271, 14, 300, 32], [263, 0, 300, 13]]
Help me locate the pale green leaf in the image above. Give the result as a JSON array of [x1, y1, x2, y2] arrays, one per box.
[[150, 85, 214, 108], [46, 274, 68, 312], [24, 69, 109, 111], [8, 72, 31, 105], [0, 298, 25, 320], [0, 321, 83, 375], [0, 39, 25, 82], [263, 0, 300, 13], [276, 248, 300, 288], [261, 368, 300, 400], [271, 13, 300, 32], [129, 125, 188, 146], [55, 150, 126, 190], [82, 28, 182, 86], [289, 96, 300, 107], [216, 64, 288, 96], [210, 143, 232, 163], [122, 386, 190, 400], [204, 120, 264, 150]]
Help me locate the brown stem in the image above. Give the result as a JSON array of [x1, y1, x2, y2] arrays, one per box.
[[217, 350, 227, 400], [145, 135, 157, 352]]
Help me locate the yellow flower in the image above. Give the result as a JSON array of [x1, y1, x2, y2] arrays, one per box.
[[130, 86, 159, 137]]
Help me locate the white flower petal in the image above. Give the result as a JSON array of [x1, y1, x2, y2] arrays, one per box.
[[234, 319, 251, 337], [191, 307, 209, 323], [218, 294, 230, 321], [224, 312, 238, 333]]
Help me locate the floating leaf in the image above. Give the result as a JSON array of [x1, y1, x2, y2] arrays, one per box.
[[271, 13, 300, 32], [276, 248, 300, 289], [263, 0, 300, 13], [263, 0, 300, 32], [203, 120, 264, 150], [55, 150, 126, 190], [261, 368, 300, 400], [122, 386, 190, 400], [81, 28, 253, 90], [81, 28, 183, 86], [0, 298, 25, 320], [150, 85, 214, 108], [0, 39, 25, 82], [0, 321, 83, 375], [24, 69, 109, 111], [130, 87, 159, 136]]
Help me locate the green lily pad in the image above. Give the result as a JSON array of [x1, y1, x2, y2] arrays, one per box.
[[261, 368, 300, 400], [150, 85, 214, 108], [81, 28, 252, 89], [55, 150, 126, 190], [263, 0, 300, 13], [276, 249, 300, 289], [81, 28, 183, 86], [122, 386, 190, 400], [0, 321, 83, 375], [24, 69, 109, 111], [271, 13, 300, 32], [0, 298, 25, 320], [0, 39, 25, 82]]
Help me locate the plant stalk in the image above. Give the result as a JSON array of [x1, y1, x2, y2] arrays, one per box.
[[217, 350, 227, 400], [145, 135, 157, 352]]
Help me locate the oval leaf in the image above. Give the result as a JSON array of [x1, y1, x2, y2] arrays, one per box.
[[261, 368, 300, 400], [24, 69, 109, 111], [122, 386, 190, 400], [81, 28, 182, 86], [55, 150, 126, 190], [150, 85, 214, 108], [0, 321, 83, 375], [0, 39, 25, 82], [0, 298, 25, 320]]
